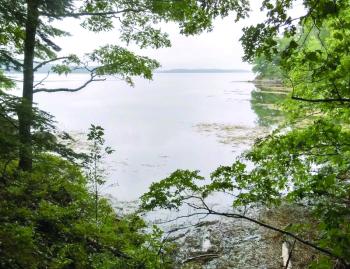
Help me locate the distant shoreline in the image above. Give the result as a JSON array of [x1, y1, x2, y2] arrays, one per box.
[[157, 68, 251, 73]]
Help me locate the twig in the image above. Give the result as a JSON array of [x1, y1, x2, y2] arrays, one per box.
[[33, 71, 50, 88]]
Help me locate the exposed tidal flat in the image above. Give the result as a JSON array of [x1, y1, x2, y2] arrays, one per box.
[[28, 72, 288, 268]]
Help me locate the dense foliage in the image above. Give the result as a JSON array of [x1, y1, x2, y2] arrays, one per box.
[[0, 157, 174, 268], [0, 93, 174, 268], [252, 54, 284, 80], [141, 1, 350, 268], [250, 36, 292, 81]]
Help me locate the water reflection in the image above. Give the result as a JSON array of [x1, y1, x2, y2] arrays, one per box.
[[250, 84, 289, 127]]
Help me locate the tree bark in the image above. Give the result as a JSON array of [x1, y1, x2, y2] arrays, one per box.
[[18, 0, 39, 171]]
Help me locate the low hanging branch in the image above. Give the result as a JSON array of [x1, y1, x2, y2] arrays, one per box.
[[33, 73, 106, 93], [39, 8, 146, 18]]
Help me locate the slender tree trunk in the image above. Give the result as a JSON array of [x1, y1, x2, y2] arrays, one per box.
[[94, 151, 99, 223], [18, 0, 39, 171]]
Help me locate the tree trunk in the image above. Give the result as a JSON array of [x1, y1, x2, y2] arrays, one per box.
[[18, 0, 39, 171]]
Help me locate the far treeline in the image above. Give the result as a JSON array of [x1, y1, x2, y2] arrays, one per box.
[[1, 1, 350, 269]]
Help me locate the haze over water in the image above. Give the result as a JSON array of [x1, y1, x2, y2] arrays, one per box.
[[30, 72, 283, 201]]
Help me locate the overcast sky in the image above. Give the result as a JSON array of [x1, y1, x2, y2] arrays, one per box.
[[54, 1, 304, 70]]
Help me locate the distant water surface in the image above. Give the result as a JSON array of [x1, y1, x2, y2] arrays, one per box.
[[27, 72, 285, 201]]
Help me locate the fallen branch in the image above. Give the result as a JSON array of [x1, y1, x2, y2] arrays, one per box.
[[183, 253, 220, 264]]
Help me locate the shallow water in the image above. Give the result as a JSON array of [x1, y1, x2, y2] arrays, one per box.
[[26, 72, 285, 201]]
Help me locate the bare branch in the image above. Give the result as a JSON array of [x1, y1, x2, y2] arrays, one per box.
[[33, 71, 50, 88], [40, 8, 145, 18], [154, 211, 209, 225], [33, 74, 106, 94]]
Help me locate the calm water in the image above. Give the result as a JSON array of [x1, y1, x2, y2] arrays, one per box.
[[28, 72, 285, 201]]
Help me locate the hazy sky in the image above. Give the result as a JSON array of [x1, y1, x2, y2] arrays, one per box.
[[54, 1, 304, 70]]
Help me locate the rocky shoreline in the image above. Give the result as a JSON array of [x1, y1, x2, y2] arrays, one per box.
[[170, 215, 282, 269], [168, 205, 319, 269]]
